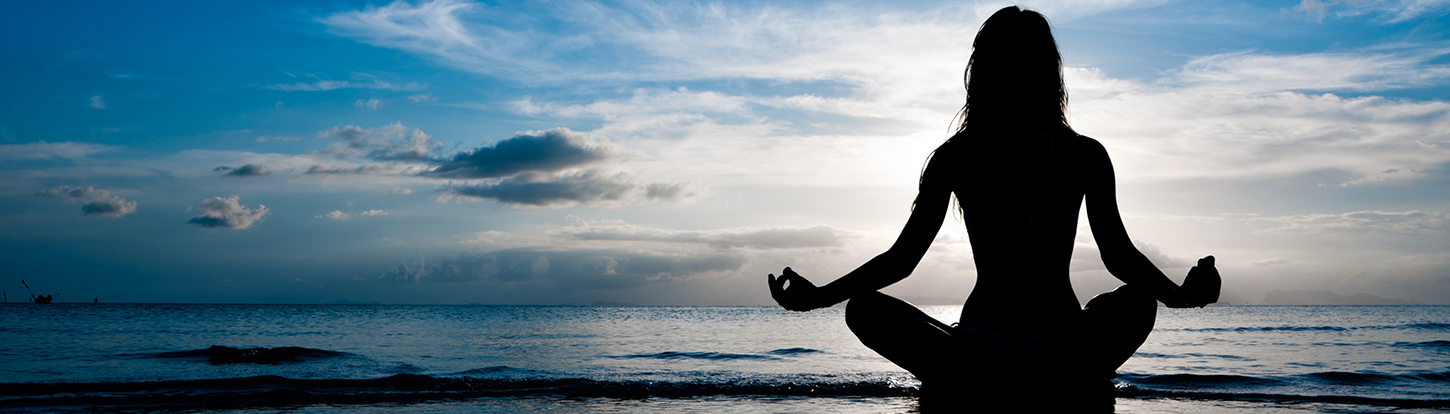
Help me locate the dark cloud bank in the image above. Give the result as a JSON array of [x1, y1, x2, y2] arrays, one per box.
[[427, 128, 608, 179], [306, 125, 687, 206]]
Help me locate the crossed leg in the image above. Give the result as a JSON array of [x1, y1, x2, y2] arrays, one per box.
[[844, 291, 966, 384], [844, 285, 1156, 397]]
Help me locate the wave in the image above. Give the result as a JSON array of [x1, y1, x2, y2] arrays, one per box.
[[606, 348, 824, 361], [767, 347, 824, 356], [1403, 322, 1450, 330], [1397, 340, 1450, 350], [606, 351, 780, 361], [1119, 373, 1286, 388], [137, 345, 351, 365], [1178, 322, 1450, 333], [1120, 370, 1450, 387], [1180, 326, 1348, 332], [3, 371, 1447, 410]]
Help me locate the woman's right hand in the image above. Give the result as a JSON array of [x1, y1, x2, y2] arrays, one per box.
[[1164, 256, 1220, 308], [768, 267, 829, 312]]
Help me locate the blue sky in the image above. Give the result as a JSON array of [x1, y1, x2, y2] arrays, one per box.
[[2, 0, 1448, 305]]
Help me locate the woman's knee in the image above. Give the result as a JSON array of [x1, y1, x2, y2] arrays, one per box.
[[844, 291, 893, 331]]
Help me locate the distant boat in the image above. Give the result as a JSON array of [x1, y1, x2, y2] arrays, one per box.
[[22, 280, 53, 304]]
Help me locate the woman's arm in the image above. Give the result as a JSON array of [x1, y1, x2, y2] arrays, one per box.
[[769, 159, 953, 311], [1082, 138, 1194, 307], [817, 185, 951, 304]]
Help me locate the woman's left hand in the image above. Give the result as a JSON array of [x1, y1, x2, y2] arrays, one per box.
[[768, 267, 828, 312]]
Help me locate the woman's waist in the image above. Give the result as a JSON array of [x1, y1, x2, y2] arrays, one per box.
[[959, 293, 1081, 333]]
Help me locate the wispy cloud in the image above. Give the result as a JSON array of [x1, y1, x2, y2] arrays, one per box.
[[379, 217, 853, 285], [555, 220, 847, 249], [266, 79, 425, 92], [1068, 53, 1450, 183], [1288, 0, 1450, 23], [0, 141, 113, 160], [318, 0, 548, 77], [1249, 210, 1447, 235], [380, 247, 746, 286], [1173, 49, 1450, 93]]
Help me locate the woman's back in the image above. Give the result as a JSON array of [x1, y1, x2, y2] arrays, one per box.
[[928, 129, 1106, 333]]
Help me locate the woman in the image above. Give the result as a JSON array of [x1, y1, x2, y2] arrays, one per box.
[[767, 6, 1219, 407]]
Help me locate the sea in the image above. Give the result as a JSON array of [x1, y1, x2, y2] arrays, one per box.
[[1, 304, 1446, 413]]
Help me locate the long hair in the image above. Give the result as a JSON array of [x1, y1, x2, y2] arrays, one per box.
[[917, 6, 1071, 212], [951, 6, 1070, 136]]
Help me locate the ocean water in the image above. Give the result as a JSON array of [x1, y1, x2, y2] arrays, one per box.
[[0, 304, 1446, 413]]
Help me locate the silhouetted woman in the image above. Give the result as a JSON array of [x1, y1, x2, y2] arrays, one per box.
[[767, 6, 1219, 409]]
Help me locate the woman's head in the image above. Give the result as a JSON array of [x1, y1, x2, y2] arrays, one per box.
[[954, 6, 1068, 134]]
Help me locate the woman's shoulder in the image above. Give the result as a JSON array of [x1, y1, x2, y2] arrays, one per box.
[[1056, 132, 1110, 161]]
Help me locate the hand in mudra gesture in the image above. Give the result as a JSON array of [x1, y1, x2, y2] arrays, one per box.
[[1163, 256, 1220, 308], [768, 267, 829, 312]]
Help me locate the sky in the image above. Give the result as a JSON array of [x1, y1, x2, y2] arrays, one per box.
[[1, 0, 1448, 305]]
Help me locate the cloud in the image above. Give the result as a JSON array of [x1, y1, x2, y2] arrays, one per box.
[[254, 135, 301, 143], [1134, 240, 1192, 268], [407, 92, 437, 102], [1173, 49, 1450, 93], [440, 170, 634, 206], [318, 0, 548, 78], [644, 182, 689, 201], [35, 186, 137, 217], [265, 80, 425, 92], [308, 124, 684, 207], [318, 209, 387, 220], [1249, 210, 1447, 235], [1251, 257, 1291, 266], [556, 220, 845, 249], [305, 163, 403, 175], [187, 195, 269, 229], [1340, 168, 1422, 186], [317, 0, 1148, 83], [1288, 0, 1450, 23], [389, 187, 414, 194], [214, 164, 269, 177], [428, 127, 608, 178], [0, 141, 112, 160], [1068, 239, 1190, 271], [317, 122, 442, 162], [379, 247, 745, 287], [89, 96, 105, 109], [1067, 53, 1450, 183], [356, 98, 383, 110], [318, 210, 349, 220]]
